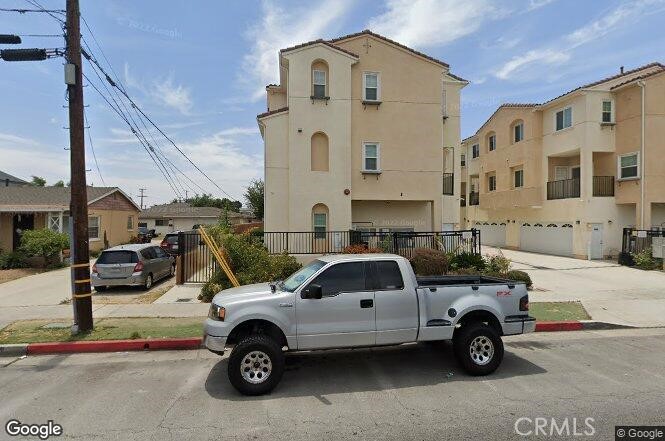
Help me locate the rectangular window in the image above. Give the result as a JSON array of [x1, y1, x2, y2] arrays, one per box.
[[618, 152, 639, 179], [363, 72, 379, 101], [127, 216, 134, 230], [376, 261, 404, 290], [309, 262, 366, 297], [514, 123, 524, 142], [461, 154, 466, 167], [472, 144, 480, 159], [155, 219, 168, 227], [602, 100, 613, 123], [514, 169, 524, 188], [313, 70, 326, 99], [363, 142, 380, 171], [488, 135, 496, 151], [313, 213, 327, 239], [488, 175, 496, 192], [89, 216, 100, 239], [556, 107, 572, 131]]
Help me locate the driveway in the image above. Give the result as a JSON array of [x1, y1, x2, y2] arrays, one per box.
[[1, 328, 664, 440], [485, 247, 665, 327]]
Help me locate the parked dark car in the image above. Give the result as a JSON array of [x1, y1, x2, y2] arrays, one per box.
[[160, 232, 180, 255], [137, 227, 153, 243]]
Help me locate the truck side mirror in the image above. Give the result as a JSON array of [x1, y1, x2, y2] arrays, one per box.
[[301, 284, 323, 299]]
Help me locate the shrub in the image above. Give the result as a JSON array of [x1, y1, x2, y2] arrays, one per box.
[[0, 251, 28, 269], [617, 252, 635, 266], [450, 252, 486, 271], [199, 227, 302, 302], [631, 248, 662, 270], [450, 267, 481, 276], [505, 270, 533, 289], [485, 253, 512, 274], [409, 248, 450, 276], [19, 229, 69, 265], [342, 245, 382, 254]]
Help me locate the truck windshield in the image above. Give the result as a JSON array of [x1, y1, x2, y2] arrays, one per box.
[[280, 259, 326, 292]]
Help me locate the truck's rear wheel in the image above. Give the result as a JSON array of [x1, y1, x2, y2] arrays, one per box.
[[453, 322, 503, 376], [228, 334, 284, 395]]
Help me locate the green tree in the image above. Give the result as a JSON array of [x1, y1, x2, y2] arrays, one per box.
[[52, 180, 65, 187], [188, 194, 241, 212], [244, 179, 264, 219], [30, 176, 46, 187]]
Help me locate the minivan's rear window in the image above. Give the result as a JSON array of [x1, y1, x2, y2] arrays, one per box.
[[97, 251, 139, 264], [165, 235, 178, 244]]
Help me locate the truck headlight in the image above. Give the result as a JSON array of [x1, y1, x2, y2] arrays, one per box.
[[208, 304, 225, 321]]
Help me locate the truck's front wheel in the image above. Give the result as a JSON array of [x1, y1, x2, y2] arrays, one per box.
[[453, 322, 503, 376], [228, 334, 284, 395]]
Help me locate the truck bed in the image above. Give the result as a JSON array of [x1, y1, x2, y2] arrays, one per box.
[[416, 275, 521, 287]]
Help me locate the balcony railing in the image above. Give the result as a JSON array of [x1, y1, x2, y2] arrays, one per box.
[[443, 173, 454, 195], [593, 176, 615, 197], [469, 191, 479, 206], [547, 178, 580, 200]]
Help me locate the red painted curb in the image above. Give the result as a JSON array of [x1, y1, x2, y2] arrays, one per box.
[[535, 321, 584, 332], [26, 337, 203, 355]]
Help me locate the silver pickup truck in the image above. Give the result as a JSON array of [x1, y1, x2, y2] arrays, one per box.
[[204, 254, 535, 395]]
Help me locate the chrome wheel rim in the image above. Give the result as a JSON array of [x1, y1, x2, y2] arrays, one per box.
[[469, 335, 494, 366], [146, 276, 152, 289], [241, 351, 272, 384]]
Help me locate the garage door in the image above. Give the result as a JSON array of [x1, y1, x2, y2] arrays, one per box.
[[520, 223, 573, 256], [475, 222, 506, 247]]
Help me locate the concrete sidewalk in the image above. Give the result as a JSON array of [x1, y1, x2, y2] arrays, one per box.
[[485, 246, 665, 327]]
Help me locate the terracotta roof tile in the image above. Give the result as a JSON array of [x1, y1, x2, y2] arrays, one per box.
[[329, 29, 449, 68], [465, 103, 540, 140], [280, 39, 359, 58], [610, 67, 665, 90], [447, 71, 468, 82], [257, 106, 289, 119]]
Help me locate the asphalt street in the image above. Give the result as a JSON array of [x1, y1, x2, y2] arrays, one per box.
[[1, 328, 665, 440]]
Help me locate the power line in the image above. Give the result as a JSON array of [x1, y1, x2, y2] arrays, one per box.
[[83, 109, 106, 186]]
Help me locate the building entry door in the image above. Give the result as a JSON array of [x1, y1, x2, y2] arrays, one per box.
[[12, 213, 34, 250]]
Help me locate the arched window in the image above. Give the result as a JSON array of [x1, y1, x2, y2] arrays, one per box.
[[311, 132, 329, 171], [312, 204, 329, 238], [486, 131, 496, 152], [510, 120, 524, 144], [311, 60, 329, 99]]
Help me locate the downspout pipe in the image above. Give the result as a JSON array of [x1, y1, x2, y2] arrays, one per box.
[[637, 80, 646, 229]]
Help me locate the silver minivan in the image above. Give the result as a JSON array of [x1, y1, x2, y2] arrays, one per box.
[[92, 244, 175, 291]]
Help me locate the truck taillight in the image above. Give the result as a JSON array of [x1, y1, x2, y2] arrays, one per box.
[[519, 295, 529, 311], [133, 261, 144, 272], [160, 240, 168, 248]]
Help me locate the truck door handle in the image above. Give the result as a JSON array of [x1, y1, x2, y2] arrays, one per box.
[[360, 299, 373, 308], [472, 286, 479, 291]]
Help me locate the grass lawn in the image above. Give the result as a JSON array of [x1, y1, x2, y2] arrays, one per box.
[[530, 301, 590, 322], [0, 317, 203, 345]]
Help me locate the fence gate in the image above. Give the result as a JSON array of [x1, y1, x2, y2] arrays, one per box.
[[178, 230, 217, 283]]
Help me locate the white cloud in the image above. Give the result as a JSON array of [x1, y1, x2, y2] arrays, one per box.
[[368, 0, 496, 48], [527, 0, 556, 11], [217, 127, 259, 137], [495, 49, 570, 79], [151, 74, 193, 114], [242, 0, 354, 101], [0, 132, 39, 146]]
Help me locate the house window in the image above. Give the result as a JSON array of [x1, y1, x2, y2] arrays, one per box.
[[48, 214, 61, 232], [363, 142, 380, 172], [618, 152, 639, 180], [127, 215, 134, 230], [488, 175, 496, 192], [472, 144, 480, 159], [513, 122, 524, 143], [155, 219, 168, 227], [488, 134, 496, 152], [312, 70, 326, 99], [312, 204, 328, 239], [555, 107, 572, 131], [138, 222, 147, 228], [461, 154, 466, 167], [89, 216, 100, 240], [363, 72, 380, 101], [514, 169, 524, 188], [602, 100, 613, 123]]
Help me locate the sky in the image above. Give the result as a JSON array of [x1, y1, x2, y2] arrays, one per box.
[[1, 0, 664, 206]]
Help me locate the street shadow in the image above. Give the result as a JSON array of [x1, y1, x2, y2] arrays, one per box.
[[204, 341, 547, 401], [93, 276, 174, 296]]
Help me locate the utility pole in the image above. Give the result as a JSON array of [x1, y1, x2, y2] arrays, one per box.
[[66, 0, 93, 332], [137, 188, 147, 209]]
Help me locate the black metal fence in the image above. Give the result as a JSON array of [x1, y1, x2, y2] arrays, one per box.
[[547, 178, 580, 200], [256, 229, 481, 257], [593, 176, 615, 197], [178, 230, 218, 283], [443, 173, 454, 195], [621, 228, 665, 255]]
